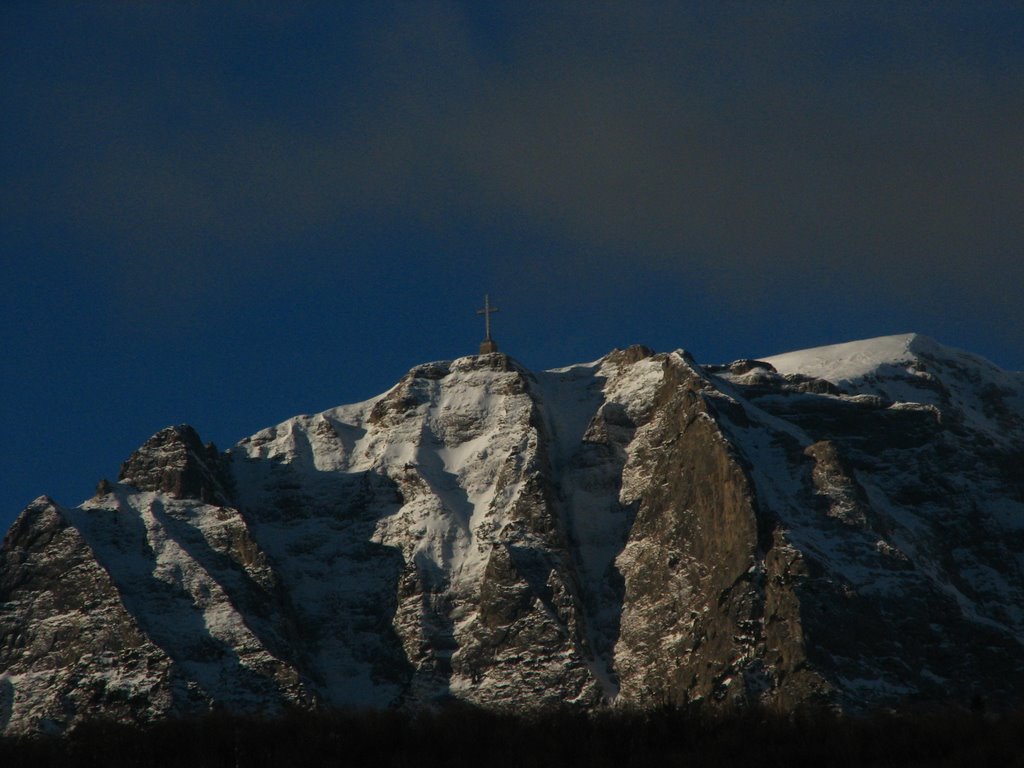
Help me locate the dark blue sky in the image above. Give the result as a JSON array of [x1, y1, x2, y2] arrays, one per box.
[[3, 2, 1023, 533]]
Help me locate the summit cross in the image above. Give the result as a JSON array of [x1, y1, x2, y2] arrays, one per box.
[[476, 295, 499, 354], [477, 294, 498, 340]]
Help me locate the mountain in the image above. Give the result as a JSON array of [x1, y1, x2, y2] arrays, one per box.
[[3, 334, 1024, 734]]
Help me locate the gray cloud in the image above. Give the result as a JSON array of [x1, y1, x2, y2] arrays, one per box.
[[4, 3, 1022, 316]]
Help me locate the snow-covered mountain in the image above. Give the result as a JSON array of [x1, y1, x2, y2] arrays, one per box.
[[3, 334, 1024, 734]]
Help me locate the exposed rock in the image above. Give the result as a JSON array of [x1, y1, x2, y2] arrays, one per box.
[[0, 498, 177, 734], [728, 359, 777, 376], [4, 334, 1024, 734], [118, 425, 232, 504], [605, 345, 656, 366]]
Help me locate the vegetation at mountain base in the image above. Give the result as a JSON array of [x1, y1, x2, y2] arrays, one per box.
[[1, 704, 1022, 768]]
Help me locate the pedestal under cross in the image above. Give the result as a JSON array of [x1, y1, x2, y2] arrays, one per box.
[[477, 294, 499, 354]]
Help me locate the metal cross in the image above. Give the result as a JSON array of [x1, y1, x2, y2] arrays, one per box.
[[477, 294, 498, 341]]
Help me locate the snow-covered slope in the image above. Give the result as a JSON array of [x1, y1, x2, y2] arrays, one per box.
[[762, 333, 1024, 438], [762, 333, 924, 384], [3, 337, 1024, 734]]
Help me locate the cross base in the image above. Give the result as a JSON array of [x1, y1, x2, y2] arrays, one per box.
[[479, 339, 499, 354]]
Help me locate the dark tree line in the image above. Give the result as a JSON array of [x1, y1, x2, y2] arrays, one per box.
[[2, 704, 1023, 768]]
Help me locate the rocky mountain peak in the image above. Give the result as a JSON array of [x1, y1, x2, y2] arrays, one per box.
[[3, 334, 1024, 735], [604, 345, 656, 366], [117, 424, 231, 504]]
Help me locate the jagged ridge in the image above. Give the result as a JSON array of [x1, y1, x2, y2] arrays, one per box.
[[3, 336, 1024, 734]]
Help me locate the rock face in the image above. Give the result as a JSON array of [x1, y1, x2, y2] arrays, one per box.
[[118, 425, 232, 504], [3, 334, 1024, 734]]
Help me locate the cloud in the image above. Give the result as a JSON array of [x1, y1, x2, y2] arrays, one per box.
[[3, 3, 1022, 315], [446, 7, 1024, 300]]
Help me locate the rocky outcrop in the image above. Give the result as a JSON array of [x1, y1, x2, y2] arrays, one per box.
[[3, 334, 1024, 734], [614, 355, 821, 708], [118, 425, 232, 504], [0, 498, 176, 734]]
